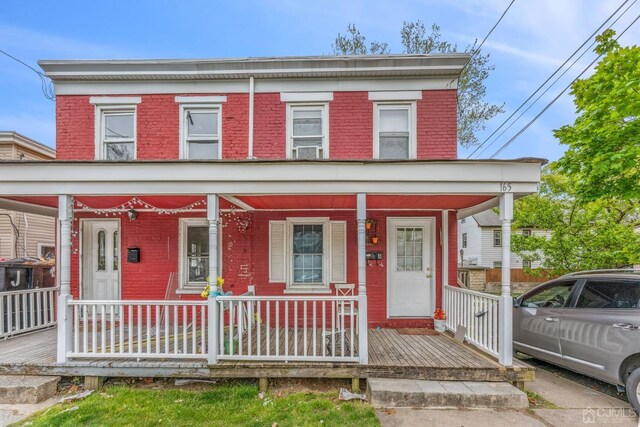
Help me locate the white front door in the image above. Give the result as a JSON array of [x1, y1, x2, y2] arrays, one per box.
[[82, 220, 120, 300], [387, 218, 434, 317]]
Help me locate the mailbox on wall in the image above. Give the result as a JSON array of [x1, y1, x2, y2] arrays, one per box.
[[127, 247, 140, 263]]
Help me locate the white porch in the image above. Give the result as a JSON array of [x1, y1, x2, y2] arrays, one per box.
[[0, 159, 543, 368]]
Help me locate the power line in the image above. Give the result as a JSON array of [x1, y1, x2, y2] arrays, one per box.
[[455, 0, 517, 80], [489, 12, 640, 158], [0, 48, 55, 101], [475, 0, 517, 55], [468, 0, 635, 159]]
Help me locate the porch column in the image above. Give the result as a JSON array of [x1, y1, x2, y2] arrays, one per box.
[[498, 192, 513, 366], [57, 194, 73, 364], [207, 194, 219, 364], [356, 193, 368, 364], [441, 210, 449, 315]]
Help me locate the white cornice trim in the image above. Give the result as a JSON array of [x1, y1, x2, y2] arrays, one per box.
[[368, 91, 423, 101], [175, 96, 228, 104], [54, 78, 458, 96], [280, 92, 334, 102], [89, 96, 141, 105]]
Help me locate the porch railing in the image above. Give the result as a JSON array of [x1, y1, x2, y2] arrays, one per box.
[[215, 295, 359, 362], [0, 287, 57, 339], [67, 300, 208, 359], [443, 285, 499, 357]]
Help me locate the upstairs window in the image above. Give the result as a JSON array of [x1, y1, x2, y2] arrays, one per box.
[[374, 103, 416, 159], [462, 233, 468, 248], [184, 108, 221, 160], [176, 96, 227, 160], [101, 110, 136, 160], [91, 97, 141, 161], [287, 105, 328, 159]]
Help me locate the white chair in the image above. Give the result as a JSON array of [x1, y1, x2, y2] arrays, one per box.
[[335, 284, 358, 335]]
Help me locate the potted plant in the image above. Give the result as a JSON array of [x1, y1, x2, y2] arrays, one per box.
[[433, 308, 446, 332]]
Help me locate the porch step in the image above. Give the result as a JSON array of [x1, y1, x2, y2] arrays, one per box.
[[367, 378, 528, 409], [0, 375, 60, 404]]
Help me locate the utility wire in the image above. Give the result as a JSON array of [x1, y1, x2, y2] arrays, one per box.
[[455, 0, 517, 80], [468, 0, 635, 159], [489, 12, 640, 158], [0, 48, 55, 101]]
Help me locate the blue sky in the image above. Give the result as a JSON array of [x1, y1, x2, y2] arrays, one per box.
[[1, 0, 638, 161]]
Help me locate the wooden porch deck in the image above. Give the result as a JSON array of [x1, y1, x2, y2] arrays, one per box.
[[0, 328, 534, 383]]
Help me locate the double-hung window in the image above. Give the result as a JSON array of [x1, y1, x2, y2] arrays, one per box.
[[287, 105, 328, 159], [292, 223, 325, 285], [269, 217, 346, 292], [91, 97, 141, 161], [184, 108, 221, 159], [179, 219, 210, 290], [176, 96, 226, 160], [373, 102, 417, 159], [493, 230, 502, 247]]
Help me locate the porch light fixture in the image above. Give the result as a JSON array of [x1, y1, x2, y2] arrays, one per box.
[[127, 209, 138, 221]]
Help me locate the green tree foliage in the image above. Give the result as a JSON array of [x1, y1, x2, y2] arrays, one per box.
[[511, 168, 640, 275], [333, 21, 503, 147], [555, 30, 640, 200]]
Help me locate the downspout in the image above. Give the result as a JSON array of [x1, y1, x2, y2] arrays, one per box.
[[23, 213, 29, 257], [247, 76, 255, 159]]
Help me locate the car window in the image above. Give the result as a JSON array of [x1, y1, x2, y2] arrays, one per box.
[[520, 281, 576, 308], [576, 280, 640, 309]]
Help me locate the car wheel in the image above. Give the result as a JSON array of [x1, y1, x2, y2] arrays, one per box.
[[626, 367, 640, 415]]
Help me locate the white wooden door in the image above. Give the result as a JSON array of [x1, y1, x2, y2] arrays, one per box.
[[82, 220, 120, 300], [387, 218, 434, 317]]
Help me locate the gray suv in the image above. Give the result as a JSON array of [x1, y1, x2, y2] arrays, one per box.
[[513, 270, 640, 414]]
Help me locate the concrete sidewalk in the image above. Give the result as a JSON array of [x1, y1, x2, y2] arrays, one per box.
[[376, 369, 639, 426]]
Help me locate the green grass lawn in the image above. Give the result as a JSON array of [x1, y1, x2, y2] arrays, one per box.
[[16, 383, 379, 427]]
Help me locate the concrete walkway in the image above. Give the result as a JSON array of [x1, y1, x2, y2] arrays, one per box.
[[376, 369, 639, 426], [0, 396, 59, 427]]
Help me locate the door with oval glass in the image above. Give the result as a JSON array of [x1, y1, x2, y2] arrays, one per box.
[[82, 220, 120, 300], [387, 217, 435, 317]]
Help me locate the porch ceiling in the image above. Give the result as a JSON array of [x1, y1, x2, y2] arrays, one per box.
[[0, 195, 237, 216], [233, 194, 495, 210]]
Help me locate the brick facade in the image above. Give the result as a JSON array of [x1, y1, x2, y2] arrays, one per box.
[[58, 86, 460, 327], [55, 90, 456, 161]]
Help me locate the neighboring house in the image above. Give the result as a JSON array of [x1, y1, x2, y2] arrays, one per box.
[[458, 210, 547, 269], [0, 131, 56, 260], [0, 54, 543, 368]]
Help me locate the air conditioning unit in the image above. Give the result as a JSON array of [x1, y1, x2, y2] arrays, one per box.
[[293, 146, 322, 159], [468, 257, 478, 266]]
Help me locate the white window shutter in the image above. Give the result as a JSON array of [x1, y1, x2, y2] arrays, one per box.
[[269, 221, 286, 282], [330, 221, 347, 283]]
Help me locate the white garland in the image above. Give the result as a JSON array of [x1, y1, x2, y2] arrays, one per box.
[[74, 196, 206, 216]]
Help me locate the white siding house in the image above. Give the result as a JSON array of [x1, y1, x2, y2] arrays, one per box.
[[458, 210, 546, 269]]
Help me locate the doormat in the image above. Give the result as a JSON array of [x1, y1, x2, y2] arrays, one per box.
[[397, 328, 439, 336]]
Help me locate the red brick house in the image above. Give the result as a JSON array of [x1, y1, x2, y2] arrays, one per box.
[[0, 55, 542, 368]]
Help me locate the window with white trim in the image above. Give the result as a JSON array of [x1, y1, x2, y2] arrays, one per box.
[[99, 109, 136, 160], [522, 229, 532, 238], [287, 105, 328, 159], [374, 103, 416, 159], [523, 259, 532, 269], [269, 218, 345, 291], [37, 243, 55, 260], [182, 107, 221, 159], [179, 219, 209, 289], [462, 233, 467, 249], [493, 230, 502, 247]]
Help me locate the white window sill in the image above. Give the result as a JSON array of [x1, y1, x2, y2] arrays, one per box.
[[175, 288, 205, 295], [283, 287, 332, 295]]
